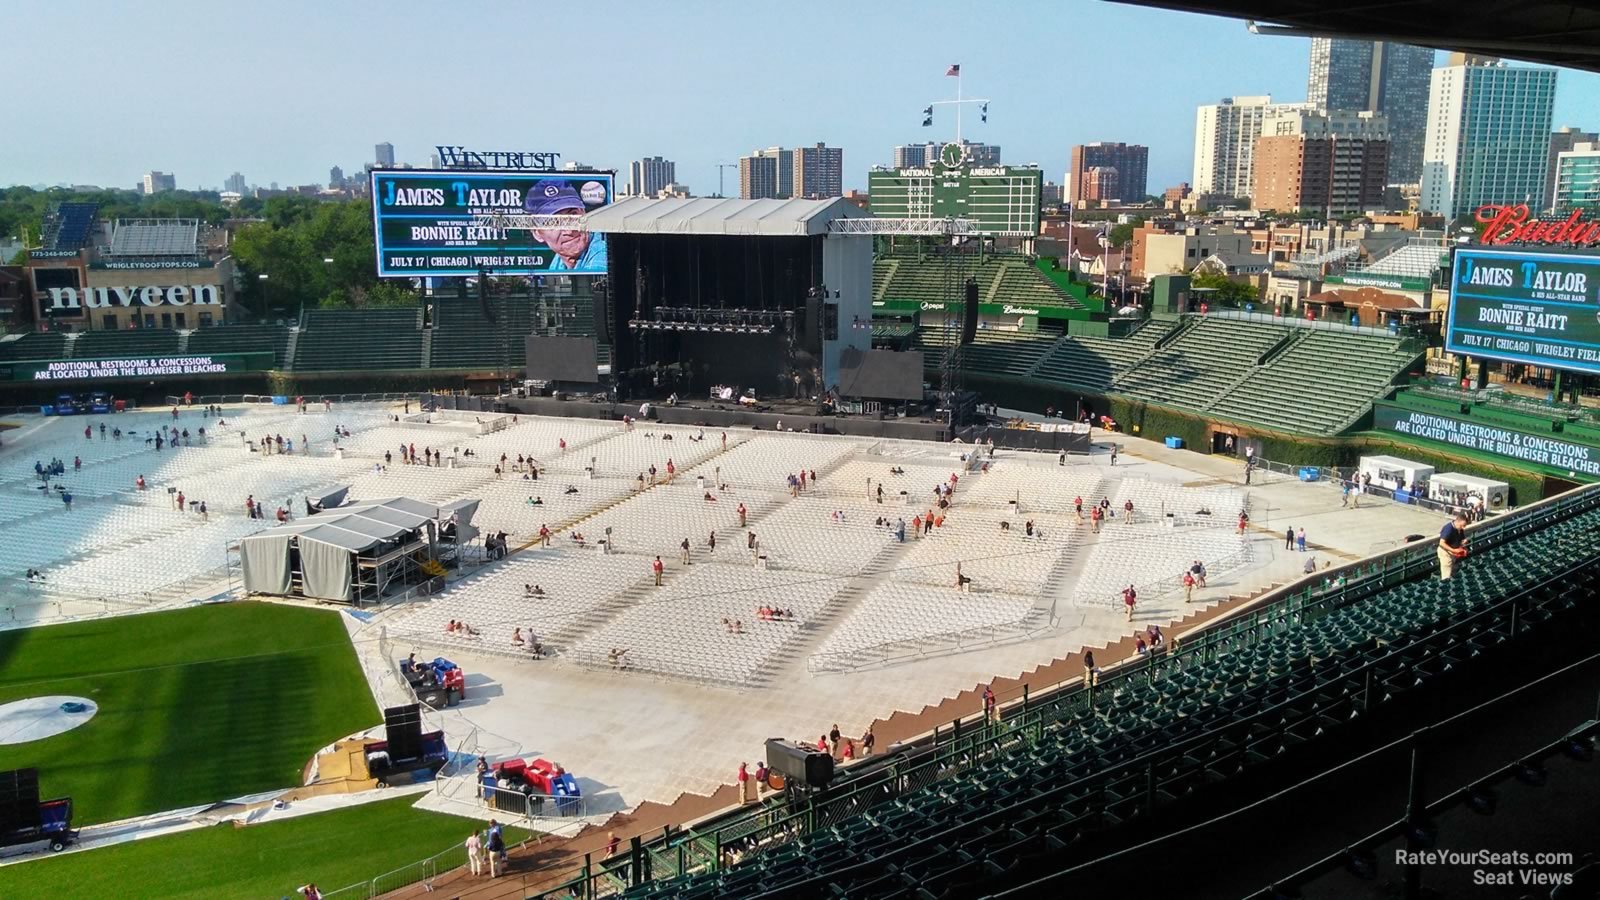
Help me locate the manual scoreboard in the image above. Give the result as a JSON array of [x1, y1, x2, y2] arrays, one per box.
[[868, 143, 1041, 237]]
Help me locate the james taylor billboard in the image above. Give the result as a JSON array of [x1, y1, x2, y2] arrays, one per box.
[[370, 169, 612, 278], [1445, 246, 1600, 376]]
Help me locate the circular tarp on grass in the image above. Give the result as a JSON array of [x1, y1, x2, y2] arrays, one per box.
[[0, 696, 99, 745]]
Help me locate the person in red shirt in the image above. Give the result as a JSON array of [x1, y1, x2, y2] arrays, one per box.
[[911, 514, 922, 537], [1091, 506, 1103, 533], [841, 740, 855, 761], [539, 524, 551, 547], [1122, 584, 1137, 621], [1183, 570, 1196, 603], [652, 555, 664, 586], [737, 503, 747, 528], [817, 735, 829, 752], [737, 762, 751, 803]]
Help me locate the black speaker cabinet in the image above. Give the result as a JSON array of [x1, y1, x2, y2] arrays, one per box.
[[765, 738, 835, 789], [961, 277, 980, 345]]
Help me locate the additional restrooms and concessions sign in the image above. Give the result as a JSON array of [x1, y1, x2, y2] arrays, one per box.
[[1375, 406, 1600, 477], [1476, 204, 1600, 247], [370, 170, 612, 278], [1445, 247, 1600, 375], [2, 352, 272, 382]]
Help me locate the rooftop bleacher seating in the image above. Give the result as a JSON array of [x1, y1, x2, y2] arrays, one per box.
[[185, 324, 293, 368], [1211, 329, 1421, 434], [40, 203, 98, 251], [107, 220, 199, 257], [1354, 241, 1449, 279], [623, 491, 1600, 898], [72, 328, 182, 359], [293, 308, 422, 371]]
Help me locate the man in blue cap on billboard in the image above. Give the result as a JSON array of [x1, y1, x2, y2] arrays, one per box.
[[525, 179, 607, 272]]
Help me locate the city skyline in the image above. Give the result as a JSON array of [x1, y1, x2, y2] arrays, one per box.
[[7, 0, 1600, 200]]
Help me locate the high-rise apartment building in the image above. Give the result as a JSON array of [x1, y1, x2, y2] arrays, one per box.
[[1194, 97, 1315, 200], [739, 150, 782, 199], [1546, 127, 1599, 210], [142, 171, 176, 194], [1253, 109, 1390, 215], [329, 166, 345, 189], [1307, 39, 1433, 185], [1068, 142, 1149, 204], [791, 143, 843, 198], [1420, 61, 1557, 220], [1553, 142, 1600, 212], [892, 141, 1001, 168], [627, 157, 676, 197], [374, 142, 395, 167], [739, 145, 841, 199], [224, 172, 247, 194]]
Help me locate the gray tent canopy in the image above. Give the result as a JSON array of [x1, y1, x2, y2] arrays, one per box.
[[237, 496, 445, 605]]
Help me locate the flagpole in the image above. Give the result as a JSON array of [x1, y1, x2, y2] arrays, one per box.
[[956, 69, 963, 144]]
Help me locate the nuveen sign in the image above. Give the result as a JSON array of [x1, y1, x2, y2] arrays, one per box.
[[46, 285, 223, 311]]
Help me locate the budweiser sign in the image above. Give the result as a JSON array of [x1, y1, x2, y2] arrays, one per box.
[[1475, 204, 1600, 246]]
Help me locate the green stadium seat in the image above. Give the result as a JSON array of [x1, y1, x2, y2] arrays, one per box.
[[294, 308, 422, 371]]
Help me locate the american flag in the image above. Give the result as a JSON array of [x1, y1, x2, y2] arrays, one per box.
[[946, 64, 960, 77]]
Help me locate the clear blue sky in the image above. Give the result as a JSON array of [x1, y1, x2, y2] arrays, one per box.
[[8, 0, 1600, 194]]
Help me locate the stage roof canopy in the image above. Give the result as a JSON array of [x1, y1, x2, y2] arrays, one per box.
[[583, 197, 867, 237], [1111, 0, 1600, 73], [249, 496, 443, 553]]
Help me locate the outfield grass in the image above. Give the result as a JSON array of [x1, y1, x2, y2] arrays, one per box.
[[0, 794, 530, 900], [0, 602, 381, 825]]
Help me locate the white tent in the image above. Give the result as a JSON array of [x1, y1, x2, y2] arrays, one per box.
[[238, 497, 443, 604]]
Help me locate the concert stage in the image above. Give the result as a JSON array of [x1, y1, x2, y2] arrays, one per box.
[[581, 197, 874, 398]]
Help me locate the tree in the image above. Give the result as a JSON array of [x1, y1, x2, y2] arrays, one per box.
[[1107, 216, 1145, 249], [1189, 270, 1259, 307]]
